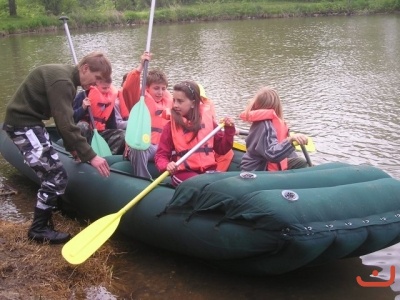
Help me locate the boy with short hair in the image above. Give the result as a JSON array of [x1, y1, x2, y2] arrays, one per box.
[[123, 52, 173, 178]]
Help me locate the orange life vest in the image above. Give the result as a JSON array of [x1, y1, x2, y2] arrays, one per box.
[[201, 96, 216, 121], [88, 85, 118, 131], [117, 89, 130, 120], [240, 109, 289, 171], [145, 90, 173, 144], [171, 107, 216, 172]]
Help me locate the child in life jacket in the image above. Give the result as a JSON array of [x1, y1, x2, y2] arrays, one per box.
[[122, 52, 173, 178], [73, 78, 126, 155], [154, 81, 236, 187], [239, 86, 309, 172]]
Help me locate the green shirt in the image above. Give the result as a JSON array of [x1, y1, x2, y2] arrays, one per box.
[[4, 64, 96, 162]]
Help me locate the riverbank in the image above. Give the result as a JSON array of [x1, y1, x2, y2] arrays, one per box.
[[1, 1, 399, 36], [0, 214, 119, 298]]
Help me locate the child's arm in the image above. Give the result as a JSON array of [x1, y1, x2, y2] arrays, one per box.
[[256, 121, 294, 163], [122, 52, 151, 111], [213, 118, 235, 155], [154, 123, 174, 172]]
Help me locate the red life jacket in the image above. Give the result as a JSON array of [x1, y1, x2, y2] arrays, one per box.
[[145, 90, 173, 144], [117, 89, 130, 120], [88, 85, 118, 131], [240, 109, 289, 171], [171, 107, 216, 173]]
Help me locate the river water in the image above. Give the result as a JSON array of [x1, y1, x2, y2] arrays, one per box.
[[1, 15, 400, 299]]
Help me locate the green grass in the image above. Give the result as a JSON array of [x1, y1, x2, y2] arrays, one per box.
[[1, 1, 399, 35]]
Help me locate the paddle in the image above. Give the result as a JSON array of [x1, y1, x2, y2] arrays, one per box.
[[234, 129, 313, 166], [300, 144, 312, 167], [237, 129, 316, 152], [62, 123, 225, 265], [59, 16, 112, 157], [124, 0, 156, 150]]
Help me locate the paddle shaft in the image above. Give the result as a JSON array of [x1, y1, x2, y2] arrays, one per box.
[[140, 0, 156, 95], [60, 16, 96, 129], [237, 128, 313, 165], [59, 15, 95, 126], [62, 123, 224, 264], [124, 0, 155, 149], [87, 105, 98, 131], [119, 123, 225, 215], [238, 128, 315, 151], [59, 16, 112, 157], [59, 16, 78, 65], [60, 20, 96, 129], [300, 144, 312, 167]]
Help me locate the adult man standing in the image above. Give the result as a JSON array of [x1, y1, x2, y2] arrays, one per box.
[[3, 52, 112, 244]]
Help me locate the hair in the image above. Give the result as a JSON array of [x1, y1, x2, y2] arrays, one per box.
[[172, 80, 202, 142], [146, 68, 168, 87], [244, 86, 284, 120], [78, 51, 112, 82], [121, 73, 128, 87]]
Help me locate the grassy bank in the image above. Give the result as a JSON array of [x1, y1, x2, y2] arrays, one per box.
[[0, 216, 118, 298], [1, 0, 399, 36]]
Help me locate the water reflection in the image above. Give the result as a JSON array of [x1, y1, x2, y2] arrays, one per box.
[[107, 238, 396, 299], [1, 15, 400, 299]]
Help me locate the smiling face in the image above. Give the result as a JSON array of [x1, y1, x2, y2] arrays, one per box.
[[172, 90, 194, 118]]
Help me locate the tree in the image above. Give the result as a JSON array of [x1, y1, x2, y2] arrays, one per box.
[[9, 0, 17, 16], [42, 0, 61, 15]]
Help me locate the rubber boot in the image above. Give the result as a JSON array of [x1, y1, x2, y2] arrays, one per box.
[[28, 207, 71, 244]]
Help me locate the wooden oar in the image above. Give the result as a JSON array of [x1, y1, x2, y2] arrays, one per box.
[[62, 123, 225, 265], [237, 129, 316, 152], [59, 16, 112, 157], [125, 0, 156, 150]]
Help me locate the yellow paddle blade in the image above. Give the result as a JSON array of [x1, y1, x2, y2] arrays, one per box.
[[61, 125, 224, 265], [290, 132, 316, 152], [233, 141, 246, 152], [62, 213, 121, 265]]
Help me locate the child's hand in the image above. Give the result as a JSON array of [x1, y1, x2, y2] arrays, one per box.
[[140, 52, 152, 64], [289, 133, 308, 145], [221, 117, 234, 127], [166, 161, 177, 174], [82, 97, 91, 110], [137, 52, 152, 72]]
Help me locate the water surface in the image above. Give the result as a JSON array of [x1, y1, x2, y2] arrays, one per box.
[[1, 15, 399, 299]]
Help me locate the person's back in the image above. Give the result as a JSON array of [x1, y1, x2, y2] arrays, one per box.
[[5, 64, 78, 127]]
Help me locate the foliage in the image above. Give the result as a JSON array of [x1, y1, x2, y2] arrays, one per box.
[[0, 0, 399, 34], [0, 15, 58, 33]]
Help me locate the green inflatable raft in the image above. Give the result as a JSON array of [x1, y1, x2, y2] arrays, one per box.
[[1, 125, 400, 275]]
